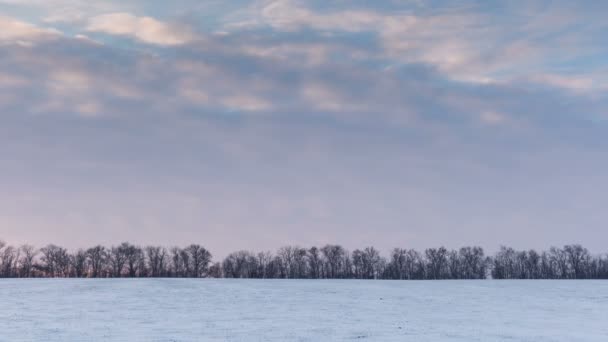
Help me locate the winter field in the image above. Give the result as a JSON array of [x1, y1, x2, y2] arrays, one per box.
[[1, 280, 607, 341]]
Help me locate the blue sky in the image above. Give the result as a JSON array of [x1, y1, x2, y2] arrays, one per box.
[[1, 0, 607, 256]]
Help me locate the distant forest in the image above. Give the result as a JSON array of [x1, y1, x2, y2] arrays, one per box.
[[0, 240, 607, 279]]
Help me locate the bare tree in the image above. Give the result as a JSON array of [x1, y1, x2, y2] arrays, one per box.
[[55, 248, 71, 277], [321, 245, 345, 279], [492, 246, 516, 279], [257, 251, 273, 279], [70, 249, 87, 278], [277, 246, 296, 279], [123, 244, 143, 277], [268, 255, 285, 278], [388, 248, 407, 280], [145, 246, 167, 277], [109, 243, 129, 277], [40, 244, 69, 277], [526, 250, 541, 279], [425, 247, 449, 280], [539, 251, 555, 279], [1, 238, 607, 280], [208, 262, 222, 278], [0, 244, 19, 278], [459, 247, 486, 279], [170, 247, 184, 277], [446, 250, 461, 279], [86, 245, 107, 278], [549, 247, 569, 279], [19, 245, 37, 278], [184, 244, 212, 278], [362, 247, 383, 279], [564, 245, 590, 279], [222, 251, 257, 278], [352, 249, 364, 279], [307, 247, 322, 279]]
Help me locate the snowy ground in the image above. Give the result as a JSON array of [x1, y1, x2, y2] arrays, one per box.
[[1, 279, 607, 341]]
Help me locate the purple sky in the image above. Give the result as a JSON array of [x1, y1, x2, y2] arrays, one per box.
[[1, 1, 608, 257]]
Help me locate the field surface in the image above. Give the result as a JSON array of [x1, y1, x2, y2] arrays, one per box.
[[1, 279, 607, 341]]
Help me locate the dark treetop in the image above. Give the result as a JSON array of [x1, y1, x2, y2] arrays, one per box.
[[0, 240, 606, 280]]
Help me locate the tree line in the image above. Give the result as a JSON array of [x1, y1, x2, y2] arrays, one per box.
[[0, 240, 607, 279]]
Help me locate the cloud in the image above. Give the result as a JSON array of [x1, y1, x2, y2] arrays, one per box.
[[0, 72, 28, 88], [0, 0, 135, 24], [240, 42, 330, 66], [0, 8, 605, 128], [479, 111, 507, 126], [220, 94, 272, 112], [87, 12, 195, 45], [1, 23, 605, 128], [525, 73, 600, 92], [0, 15, 60, 42], [232, 0, 608, 89], [241, 1, 490, 80], [300, 82, 363, 113], [260, 0, 380, 32]]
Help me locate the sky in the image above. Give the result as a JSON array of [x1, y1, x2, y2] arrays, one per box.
[[1, 0, 607, 257]]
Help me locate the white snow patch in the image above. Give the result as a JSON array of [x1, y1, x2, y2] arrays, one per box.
[[0, 279, 607, 341]]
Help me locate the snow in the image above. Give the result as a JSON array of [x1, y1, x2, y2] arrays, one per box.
[[1, 279, 607, 341]]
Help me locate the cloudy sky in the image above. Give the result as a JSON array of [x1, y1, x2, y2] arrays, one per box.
[[1, 0, 607, 256]]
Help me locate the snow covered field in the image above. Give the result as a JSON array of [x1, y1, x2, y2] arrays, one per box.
[[1, 280, 607, 341]]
